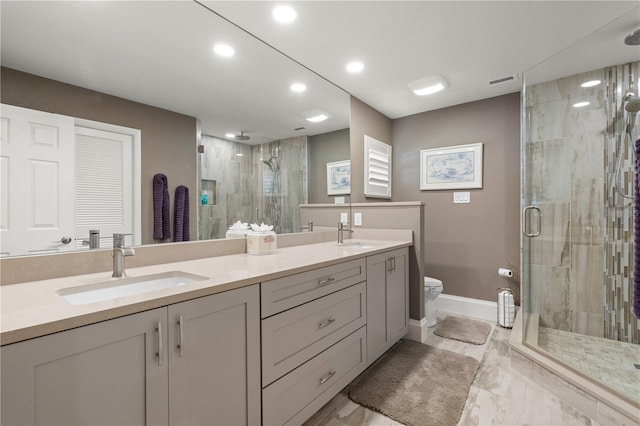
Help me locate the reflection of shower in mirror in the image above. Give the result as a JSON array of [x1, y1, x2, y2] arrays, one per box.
[[261, 147, 280, 172]]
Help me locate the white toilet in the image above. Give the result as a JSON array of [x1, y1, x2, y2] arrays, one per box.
[[424, 277, 443, 327]]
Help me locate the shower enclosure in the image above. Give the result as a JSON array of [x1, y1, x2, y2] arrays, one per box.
[[198, 135, 307, 240], [522, 57, 640, 407]]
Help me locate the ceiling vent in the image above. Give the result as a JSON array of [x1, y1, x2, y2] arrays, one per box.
[[294, 127, 306, 131], [488, 74, 518, 86]]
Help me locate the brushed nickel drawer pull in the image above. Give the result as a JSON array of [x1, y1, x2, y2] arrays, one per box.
[[156, 322, 163, 366], [177, 316, 184, 357], [318, 277, 336, 286], [319, 370, 336, 384], [318, 317, 336, 329]]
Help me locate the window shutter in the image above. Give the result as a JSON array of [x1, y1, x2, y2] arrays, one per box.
[[364, 135, 392, 199]]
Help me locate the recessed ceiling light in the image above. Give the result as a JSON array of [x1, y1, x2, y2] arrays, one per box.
[[290, 83, 307, 93], [346, 61, 364, 73], [408, 75, 448, 96], [303, 110, 329, 123], [573, 101, 590, 108], [273, 5, 296, 23], [213, 44, 234, 57], [235, 153, 244, 157], [580, 80, 601, 88], [306, 114, 328, 123], [225, 133, 236, 138]]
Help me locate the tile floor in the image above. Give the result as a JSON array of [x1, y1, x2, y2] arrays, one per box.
[[538, 326, 640, 404], [304, 315, 602, 426]]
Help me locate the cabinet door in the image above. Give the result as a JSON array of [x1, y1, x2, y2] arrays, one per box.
[[1, 308, 169, 426], [168, 285, 260, 426], [366, 251, 391, 363], [387, 248, 409, 343], [366, 248, 409, 365]]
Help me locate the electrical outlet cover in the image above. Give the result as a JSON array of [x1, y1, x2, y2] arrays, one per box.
[[354, 212, 362, 226], [340, 212, 348, 223]]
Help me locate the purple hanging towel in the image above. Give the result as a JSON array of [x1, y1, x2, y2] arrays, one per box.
[[634, 139, 640, 319], [153, 173, 171, 240], [174, 185, 190, 242]]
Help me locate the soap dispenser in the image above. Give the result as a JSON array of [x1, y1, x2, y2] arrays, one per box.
[[201, 191, 208, 205]]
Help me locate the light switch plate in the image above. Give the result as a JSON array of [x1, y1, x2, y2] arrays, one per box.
[[453, 192, 470, 203], [354, 212, 362, 226], [340, 212, 348, 223]]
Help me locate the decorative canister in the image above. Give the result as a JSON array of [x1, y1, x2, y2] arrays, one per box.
[[246, 223, 277, 255]]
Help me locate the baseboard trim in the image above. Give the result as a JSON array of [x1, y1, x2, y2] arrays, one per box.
[[437, 294, 497, 322], [406, 318, 429, 343]]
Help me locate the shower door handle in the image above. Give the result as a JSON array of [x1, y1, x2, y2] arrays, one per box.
[[522, 205, 541, 237]]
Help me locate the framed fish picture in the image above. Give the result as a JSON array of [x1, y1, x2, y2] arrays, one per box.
[[420, 143, 483, 190]]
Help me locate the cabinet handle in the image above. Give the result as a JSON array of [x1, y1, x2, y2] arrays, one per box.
[[392, 256, 396, 272], [319, 370, 336, 385], [156, 322, 163, 366], [318, 317, 336, 329], [318, 277, 335, 286], [177, 316, 184, 357], [387, 258, 393, 273]]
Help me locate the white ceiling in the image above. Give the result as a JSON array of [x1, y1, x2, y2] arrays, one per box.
[[2, 1, 639, 144], [206, 0, 640, 119]]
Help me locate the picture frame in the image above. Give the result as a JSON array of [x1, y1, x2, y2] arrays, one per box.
[[326, 160, 351, 195], [420, 143, 483, 190]]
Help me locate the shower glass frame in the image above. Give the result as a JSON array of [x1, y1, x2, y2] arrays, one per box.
[[521, 59, 640, 407]]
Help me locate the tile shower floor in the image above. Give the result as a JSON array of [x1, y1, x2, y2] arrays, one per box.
[[304, 315, 602, 426], [538, 326, 640, 405]]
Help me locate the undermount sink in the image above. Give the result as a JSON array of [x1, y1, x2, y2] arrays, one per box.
[[336, 240, 379, 249], [57, 271, 208, 306]]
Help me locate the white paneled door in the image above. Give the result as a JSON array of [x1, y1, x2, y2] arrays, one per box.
[[0, 104, 75, 256], [0, 104, 140, 256]]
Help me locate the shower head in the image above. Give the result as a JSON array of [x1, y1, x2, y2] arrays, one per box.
[[624, 29, 640, 46], [234, 131, 250, 141], [625, 95, 640, 114], [625, 95, 640, 131]]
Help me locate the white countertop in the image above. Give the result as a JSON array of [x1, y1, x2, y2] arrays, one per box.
[[1, 238, 411, 345]]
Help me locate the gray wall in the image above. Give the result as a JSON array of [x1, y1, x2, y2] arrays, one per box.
[[1, 67, 198, 245], [392, 93, 521, 303], [308, 128, 350, 204], [350, 97, 393, 203]]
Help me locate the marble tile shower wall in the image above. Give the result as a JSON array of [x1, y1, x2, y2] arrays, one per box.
[[199, 135, 308, 240], [199, 135, 254, 240], [250, 136, 308, 235], [526, 68, 606, 338], [527, 62, 640, 344]]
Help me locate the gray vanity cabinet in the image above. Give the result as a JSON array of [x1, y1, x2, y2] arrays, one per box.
[[1, 307, 169, 426], [366, 247, 409, 364], [168, 285, 261, 426], [1, 285, 260, 426]]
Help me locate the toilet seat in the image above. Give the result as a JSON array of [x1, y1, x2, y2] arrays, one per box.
[[424, 277, 443, 293]]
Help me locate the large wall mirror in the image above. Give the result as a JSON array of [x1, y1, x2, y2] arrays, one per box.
[[0, 1, 350, 257]]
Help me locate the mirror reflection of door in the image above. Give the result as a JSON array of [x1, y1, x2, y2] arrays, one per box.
[[1, 104, 74, 256], [0, 104, 141, 257]]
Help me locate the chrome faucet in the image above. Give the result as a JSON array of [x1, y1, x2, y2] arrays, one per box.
[[301, 221, 314, 232], [337, 221, 353, 244], [112, 233, 134, 278]]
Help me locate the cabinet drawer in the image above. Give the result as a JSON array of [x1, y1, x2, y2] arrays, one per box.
[[261, 258, 366, 318], [262, 327, 367, 426], [262, 282, 366, 385]]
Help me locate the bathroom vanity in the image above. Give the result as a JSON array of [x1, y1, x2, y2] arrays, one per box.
[[0, 237, 411, 425]]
